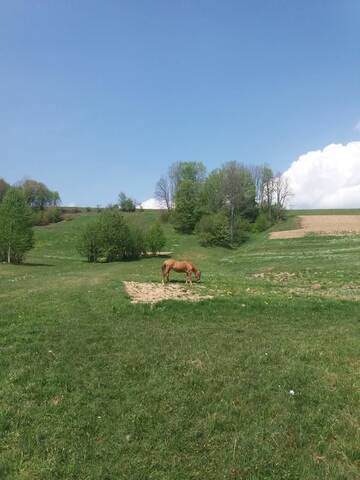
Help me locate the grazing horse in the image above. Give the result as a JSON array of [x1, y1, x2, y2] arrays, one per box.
[[162, 259, 201, 285]]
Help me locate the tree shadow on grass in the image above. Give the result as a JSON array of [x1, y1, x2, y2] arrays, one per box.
[[22, 262, 55, 267]]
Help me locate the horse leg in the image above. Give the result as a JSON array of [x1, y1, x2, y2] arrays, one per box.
[[187, 270, 192, 285]]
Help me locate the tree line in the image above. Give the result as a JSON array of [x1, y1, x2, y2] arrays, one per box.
[[155, 161, 291, 247]]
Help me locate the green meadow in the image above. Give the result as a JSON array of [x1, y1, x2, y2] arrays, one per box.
[[1, 211, 360, 479]]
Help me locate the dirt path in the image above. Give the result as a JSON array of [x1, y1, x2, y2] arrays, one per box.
[[270, 215, 360, 240]]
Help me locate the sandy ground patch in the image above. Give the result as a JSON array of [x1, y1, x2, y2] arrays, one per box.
[[124, 281, 214, 304], [270, 215, 360, 239]]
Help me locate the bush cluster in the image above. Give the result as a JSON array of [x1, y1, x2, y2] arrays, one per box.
[[32, 207, 62, 226], [195, 213, 250, 248], [77, 211, 166, 262]]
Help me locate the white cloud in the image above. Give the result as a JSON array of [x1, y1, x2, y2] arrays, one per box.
[[139, 197, 165, 209], [283, 142, 360, 209]]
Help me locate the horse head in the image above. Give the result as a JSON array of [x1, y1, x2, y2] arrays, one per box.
[[195, 270, 201, 282]]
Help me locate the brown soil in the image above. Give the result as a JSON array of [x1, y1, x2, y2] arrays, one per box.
[[124, 281, 213, 304], [270, 215, 360, 239]]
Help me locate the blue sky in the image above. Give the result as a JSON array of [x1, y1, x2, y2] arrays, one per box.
[[1, 0, 359, 206]]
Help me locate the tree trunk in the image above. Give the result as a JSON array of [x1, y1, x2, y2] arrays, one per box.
[[7, 244, 11, 264]]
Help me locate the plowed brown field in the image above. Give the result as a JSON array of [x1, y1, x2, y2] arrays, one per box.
[[270, 215, 360, 239]]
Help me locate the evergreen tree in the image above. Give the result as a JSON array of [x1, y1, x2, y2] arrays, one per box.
[[0, 188, 34, 264]]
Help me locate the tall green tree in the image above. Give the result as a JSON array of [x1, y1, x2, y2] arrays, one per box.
[[199, 162, 256, 241], [155, 161, 206, 210], [173, 179, 201, 233], [0, 188, 34, 264], [221, 162, 256, 241], [19, 179, 61, 210]]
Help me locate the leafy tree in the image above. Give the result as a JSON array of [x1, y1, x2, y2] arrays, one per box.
[[170, 161, 206, 190], [146, 222, 166, 255], [221, 162, 256, 240], [155, 161, 206, 211], [0, 178, 10, 203], [19, 179, 59, 210], [173, 179, 201, 233], [118, 192, 136, 212], [0, 188, 34, 264], [198, 162, 256, 242], [199, 169, 225, 214]]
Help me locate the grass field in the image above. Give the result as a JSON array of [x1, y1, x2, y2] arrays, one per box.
[[1, 211, 360, 479]]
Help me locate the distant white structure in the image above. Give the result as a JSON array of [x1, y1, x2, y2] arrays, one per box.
[[139, 197, 166, 209]]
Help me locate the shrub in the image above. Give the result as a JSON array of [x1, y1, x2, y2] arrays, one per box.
[[146, 222, 166, 255], [127, 226, 147, 259], [159, 210, 172, 223], [32, 207, 62, 226], [233, 217, 251, 244], [195, 213, 231, 247], [44, 207, 62, 224], [77, 221, 103, 262], [77, 210, 145, 262], [0, 188, 34, 264], [254, 212, 272, 232]]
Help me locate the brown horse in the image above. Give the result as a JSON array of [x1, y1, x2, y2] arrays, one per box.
[[162, 259, 201, 285]]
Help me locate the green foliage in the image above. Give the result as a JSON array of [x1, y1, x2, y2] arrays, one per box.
[[119, 192, 136, 212], [232, 217, 251, 244], [171, 161, 206, 186], [146, 222, 166, 254], [0, 187, 34, 264], [32, 207, 62, 226], [77, 220, 103, 262], [19, 179, 61, 209], [159, 209, 172, 223], [196, 214, 251, 247], [173, 180, 201, 233], [0, 177, 10, 203], [77, 210, 145, 262], [195, 213, 231, 247], [200, 169, 225, 214], [254, 212, 272, 232]]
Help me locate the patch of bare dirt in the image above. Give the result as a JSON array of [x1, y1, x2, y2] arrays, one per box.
[[270, 215, 360, 239], [124, 281, 214, 304], [254, 271, 297, 282]]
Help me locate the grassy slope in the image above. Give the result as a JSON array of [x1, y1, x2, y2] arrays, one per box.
[[1, 212, 360, 479]]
